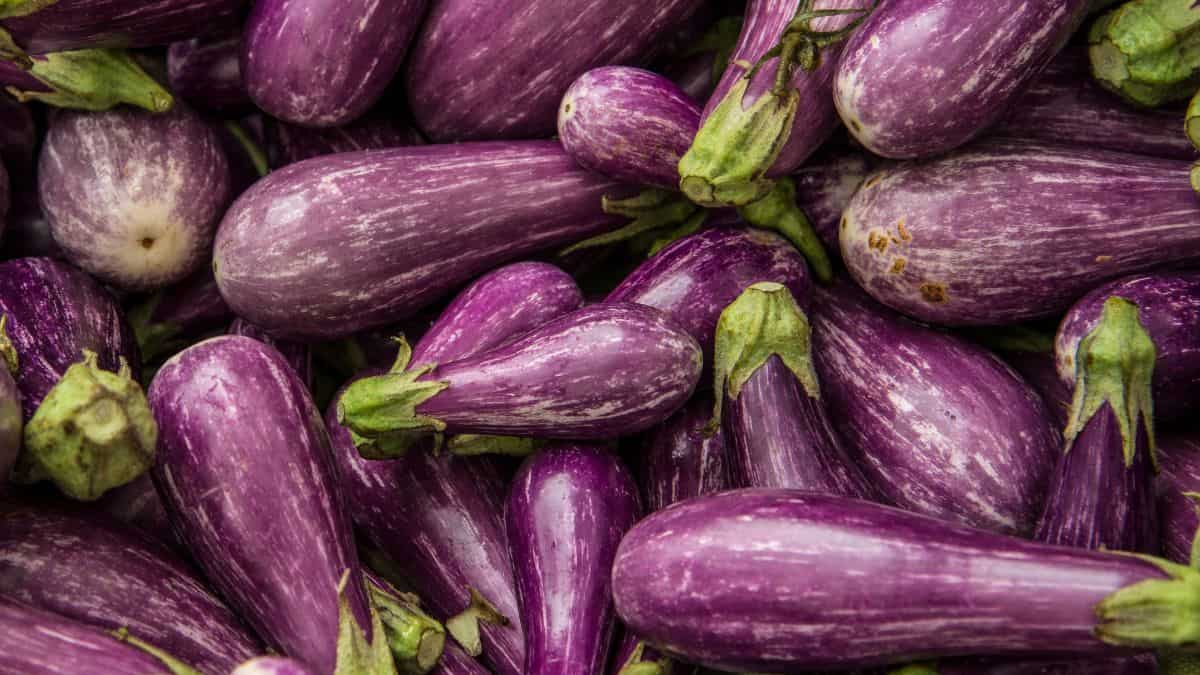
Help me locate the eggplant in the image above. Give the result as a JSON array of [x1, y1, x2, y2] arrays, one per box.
[[1159, 433, 1200, 566], [95, 473, 175, 546], [263, 113, 424, 169], [242, 0, 424, 127], [39, 105, 231, 290], [810, 279, 1059, 535], [1056, 272, 1200, 423], [128, 269, 234, 366], [0, 161, 6, 240], [1003, 351, 1072, 431], [794, 144, 877, 252], [232, 657, 317, 675], [660, 15, 743, 104], [0, 48, 171, 112], [1089, 0, 1200, 107], [228, 318, 312, 389], [612, 489, 1200, 671], [149, 335, 438, 674], [214, 141, 632, 339], [339, 303, 702, 456], [0, 504, 260, 673], [840, 140, 1200, 326], [167, 33, 250, 115], [432, 645, 491, 675], [0, 257, 153, 500], [506, 444, 640, 675], [833, 0, 1088, 159], [404, 0, 704, 142], [640, 393, 730, 513]]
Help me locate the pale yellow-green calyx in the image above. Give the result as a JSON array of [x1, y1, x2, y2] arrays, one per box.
[[445, 587, 509, 657], [446, 434, 541, 458], [8, 48, 173, 112], [1089, 0, 1200, 108], [616, 641, 672, 675], [1095, 554, 1200, 648], [364, 574, 445, 674], [0, 315, 18, 374], [560, 188, 704, 257]]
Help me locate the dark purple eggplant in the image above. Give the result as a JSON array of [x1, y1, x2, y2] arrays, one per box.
[[507, 444, 640, 675], [0, 504, 260, 673], [840, 140, 1200, 327], [0, 48, 171, 112], [95, 473, 175, 546], [1159, 433, 1200, 567], [214, 141, 633, 339], [640, 393, 730, 513], [128, 268, 234, 367], [39, 104, 231, 290], [149, 335, 438, 673], [228, 318, 312, 389], [232, 657, 318, 675], [613, 489, 1200, 671], [810, 279, 1059, 535], [241, 0, 424, 127], [263, 113, 424, 169], [167, 33, 250, 115], [793, 144, 876, 252]]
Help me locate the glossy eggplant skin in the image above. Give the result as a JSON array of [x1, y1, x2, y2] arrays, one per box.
[[263, 113, 424, 169], [506, 444, 640, 675], [1159, 433, 1200, 566], [167, 33, 251, 115], [0, 505, 260, 674], [640, 393, 730, 513]]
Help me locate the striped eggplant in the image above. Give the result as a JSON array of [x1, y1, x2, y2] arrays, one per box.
[[149, 336, 430, 674], [263, 113, 424, 169], [39, 104, 231, 290], [228, 318, 312, 389], [507, 444, 641, 675], [660, 15, 743, 104], [404, 0, 704, 142], [840, 140, 1200, 326], [810, 279, 1059, 535], [128, 269, 234, 367], [640, 393, 730, 513], [214, 141, 633, 340], [95, 473, 175, 546], [1159, 433, 1200, 566], [167, 33, 250, 115], [0, 504, 260, 673], [339, 303, 702, 457], [241, 0, 424, 127], [794, 144, 877, 252], [613, 489, 1200, 671], [833, 0, 1089, 159], [232, 657, 318, 675], [1056, 272, 1200, 423]]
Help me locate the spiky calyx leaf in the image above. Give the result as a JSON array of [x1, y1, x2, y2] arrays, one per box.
[[1089, 0, 1200, 107], [1095, 554, 1200, 648], [364, 574, 445, 674], [561, 189, 705, 256], [445, 587, 510, 657], [8, 48, 172, 112], [616, 641, 673, 675], [334, 571, 399, 675], [0, 315, 18, 374]]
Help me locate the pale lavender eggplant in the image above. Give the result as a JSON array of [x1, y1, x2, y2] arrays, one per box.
[[833, 0, 1089, 159], [0, 366, 18, 479], [793, 145, 876, 252], [506, 444, 640, 675], [214, 141, 630, 339], [0, 257, 138, 419], [810, 279, 1059, 536], [167, 33, 250, 115], [0, 505, 260, 674], [241, 0, 424, 127], [0, 0, 245, 54], [612, 489, 1186, 671], [558, 67, 700, 190], [231, 657, 317, 675], [1056, 272, 1200, 422], [263, 113, 424, 168], [404, 0, 704, 142], [840, 140, 1200, 326], [640, 393, 730, 513], [228, 318, 312, 389], [149, 336, 376, 673], [95, 473, 175, 546], [1159, 434, 1200, 566], [39, 104, 231, 290]]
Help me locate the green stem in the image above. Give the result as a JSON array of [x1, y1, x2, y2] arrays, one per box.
[[445, 434, 541, 457], [1095, 554, 1200, 648], [364, 574, 445, 675], [444, 587, 510, 657], [616, 642, 674, 675], [888, 665, 939, 675], [1089, 0, 1200, 107], [126, 293, 187, 368], [737, 177, 832, 282], [960, 323, 1056, 354], [8, 48, 172, 112], [561, 189, 705, 256], [224, 120, 269, 178], [110, 628, 201, 675]]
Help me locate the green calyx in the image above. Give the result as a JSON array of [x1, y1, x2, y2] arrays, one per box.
[[888, 664, 940, 675], [17, 350, 157, 501], [561, 189, 706, 257], [444, 587, 510, 657], [1192, 161, 1200, 194], [737, 177, 832, 282], [1063, 296, 1157, 468], [224, 120, 269, 178], [709, 281, 818, 433], [0, 0, 61, 19], [1094, 553, 1200, 648], [335, 572, 400, 675], [0, 315, 18, 375], [446, 434, 541, 458], [1089, 0, 1200, 107], [1161, 650, 1200, 674], [7, 48, 172, 112], [364, 574, 445, 674], [337, 337, 449, 460], [1187, 89, 1200, 150], [616, 641, 673, 675], [110, 628, 201, 675], [1185, 491, 1200, 568]]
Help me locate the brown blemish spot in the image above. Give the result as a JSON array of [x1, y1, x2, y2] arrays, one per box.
[[139, 237, 155, 250], [840, 215, 848, 231], [849, 119, 862, 133], [896, 219, 912, 241], [920, 283, 948, 304], [1095, 255, 1112, 263], [890, 258, 907, 274], [562, 102, 572, 115], [868, 231, 888, 253]]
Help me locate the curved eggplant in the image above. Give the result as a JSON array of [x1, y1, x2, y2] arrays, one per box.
[[1158, 433, 1200, 566], [263, 113, 424, 169], [167, 33, 250, 115], [640, 393, 730, 513], [228, 318, 312, 389]]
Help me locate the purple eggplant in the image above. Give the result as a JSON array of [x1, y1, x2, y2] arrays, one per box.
[[149, 335, 435, 674], [1003, 350, 1072, 431], [840, 140, 1200, 326], [339, 303, 702, 456], [833, 0, 1088, 159], [167, 33, 250, 115], [128, 268, 234, 366], [810, 279, 1059, 535], [214, 141, 632, 340], [228, 318, 312, 389], [263, 113, 424, 169], [0, 504, 261, 673], [793, 144, 876, 252], [95, 473, 175, 546], [0, 162, 6, 246], [232, 657, 318, 675], [507, 444, 640, 675], [613, 489, 1200, 671], [660, 15, 743, 104], [640, 393, 730, 513], [404, 0, 703, 142], [1056, 272, 1200, 423], [39, 105, 231, 291], [1159, 433, 1200, 567], [608, 633, 677, 675], [241, 0, 424, 127]]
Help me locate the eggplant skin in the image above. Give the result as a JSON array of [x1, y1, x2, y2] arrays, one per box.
[[1159, 434, 1200, 566], [263, 114, 424, 169], [639, 393, 730, 513], [167, 33, 251, 115]]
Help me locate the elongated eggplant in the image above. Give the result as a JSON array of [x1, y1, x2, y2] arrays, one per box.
[[887, 654, 1158, 674], [242, 0, 424, 127], [214, 141, 631, 339], [507, 444, 640, 675], [40, 105, 231, 290], [810, 279, 1059, 535], [840, 140, 1200, 326], [0, 504, 260, 673], [794, 144, 876, 252], [263, 113, 424, 169], [228, 318, 312, 389], [1056, 272, 1200, 423], [167, 33, 250, 115], [339, 303, 702, 456], [1159, 433, 1200, 566], [232, 657, 317, 675], [148, 336, 413, 674], [404, 0, 703, 141], [128, 269, 234, 367], [613, 489, 1200, 671], [640, 393, 730, 513]]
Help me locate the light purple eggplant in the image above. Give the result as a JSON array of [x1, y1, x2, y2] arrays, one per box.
[[95, 473, 176, 546], [214, 141, 632, 339], [1056, 272, 1200, 423], [404, 0, 703, 142], [840, 140, 1200, 326], [231, 657, 318, 675], [0, 364, 19, 480], [793, 144, 876, 252], [810, 279, 1059, 535], [263, 113, 425, 169], [612, 489, 1200, 671], [228, 318, 312, 389], [148, 336, 399, 674], [167, 33, 250, 115], [39, 104, 231, 290], [241, 0, 424, 127], [558, 66, 700, 190], [128, 268, 234, 366], [1158, 433, 1200, 567], [833, 0, 1089, 159], [507, 444, 640, 675], [640, 393, 730, 513], [0, 504, 261, 673]]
